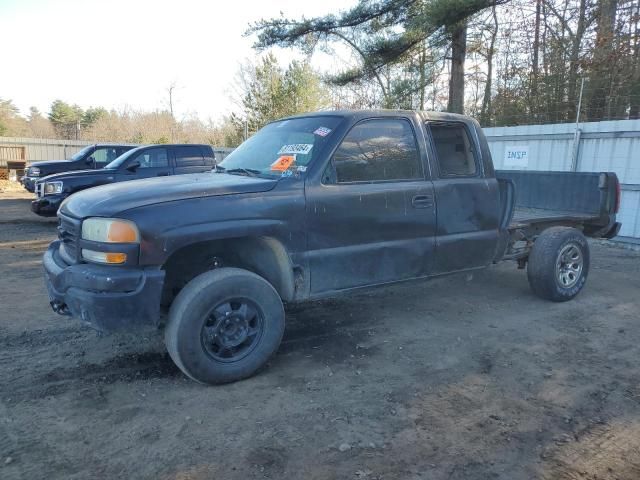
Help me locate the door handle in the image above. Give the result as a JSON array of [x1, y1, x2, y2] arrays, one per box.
[[412, 194, 433, 208], [157, 172, 170, 176]]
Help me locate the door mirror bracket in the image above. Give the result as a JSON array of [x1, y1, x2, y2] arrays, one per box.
[[126, 160, 141, 172]]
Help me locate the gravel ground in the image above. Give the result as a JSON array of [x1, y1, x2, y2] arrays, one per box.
[[1, 191, 639, 480]]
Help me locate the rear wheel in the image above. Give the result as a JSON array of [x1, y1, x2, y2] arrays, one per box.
[[165, 268, 285, 384], [526, 227, 590, 302]]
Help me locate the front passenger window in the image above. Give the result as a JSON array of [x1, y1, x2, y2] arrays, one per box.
[[135, 148, 169, 168], [330, 119, 422, 183]]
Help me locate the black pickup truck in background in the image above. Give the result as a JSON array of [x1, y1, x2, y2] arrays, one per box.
[[21, 143, 136, 192], [31, 144, 216, 216], [42, 110, 621, 385]]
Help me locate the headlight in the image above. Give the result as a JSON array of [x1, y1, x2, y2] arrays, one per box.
[[44, 181, 63, 195], [80, 218, 140, 264], [81, 218, 140, 243], [30, 167, 40, 177]]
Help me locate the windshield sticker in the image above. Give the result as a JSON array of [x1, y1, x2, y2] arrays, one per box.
[[271, 155, 296, 172], [313, 126, 332, 137], [281, 169, 294, 178], [296, 166, 307, 172], [278, 144, 313, 155]]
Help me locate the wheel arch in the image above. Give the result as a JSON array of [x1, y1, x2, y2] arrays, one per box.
[[161, 235, 296, 306]]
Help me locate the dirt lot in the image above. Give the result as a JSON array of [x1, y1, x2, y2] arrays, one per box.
[[1, 190, 639, 480]]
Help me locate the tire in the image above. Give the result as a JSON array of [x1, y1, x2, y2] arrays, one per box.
[[527, 227, 590, 302], [165, 267, 285, 384]]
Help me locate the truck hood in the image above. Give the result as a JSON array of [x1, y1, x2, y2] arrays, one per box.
[[29, 159, 69, 168], [28, 160, 79, 174], [40, 168, 111, 182], [60, 172, 279, 218]]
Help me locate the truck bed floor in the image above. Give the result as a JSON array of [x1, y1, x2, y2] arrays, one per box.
[[510, 207, 597, 228]]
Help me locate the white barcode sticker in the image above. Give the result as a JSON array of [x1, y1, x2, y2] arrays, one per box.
[[278, 144, 313, 155]]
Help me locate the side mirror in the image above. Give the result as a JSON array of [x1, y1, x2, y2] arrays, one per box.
[[86, 156, 94, 165], [126, 160, 141, 172]]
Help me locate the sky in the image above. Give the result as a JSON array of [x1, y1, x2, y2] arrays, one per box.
[[0, 0, 357, 122]]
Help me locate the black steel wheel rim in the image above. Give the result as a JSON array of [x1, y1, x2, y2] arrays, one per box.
[[200, 298, 264, 363]]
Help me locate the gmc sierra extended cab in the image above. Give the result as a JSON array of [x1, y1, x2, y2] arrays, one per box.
[[21, 143, 136, 192], [43, 110, 621, 385], [31, 144, 216, 216]]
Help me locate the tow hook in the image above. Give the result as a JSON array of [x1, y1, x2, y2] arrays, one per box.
[[50, 300, 71, 316]]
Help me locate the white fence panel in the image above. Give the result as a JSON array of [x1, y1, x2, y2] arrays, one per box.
[[618, 190, 640, 238]]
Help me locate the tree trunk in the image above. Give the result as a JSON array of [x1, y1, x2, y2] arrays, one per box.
[[629, 0, 640, 118], [448, 21, 467, 114], [567, 0, 587, 120], [419, 42, 427, 111], [588, 0, 618, 120], [530, 0, 541, 119], [480, 6, 498, 125]]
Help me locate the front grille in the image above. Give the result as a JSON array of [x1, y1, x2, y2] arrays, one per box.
[[57, 213, 81, 264], [35, 182, 43, 198]]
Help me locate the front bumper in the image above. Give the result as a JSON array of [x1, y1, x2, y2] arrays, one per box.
[[22, 176, 37, 192], [31, 194, 66, 217], [44, 240, 165, 331]]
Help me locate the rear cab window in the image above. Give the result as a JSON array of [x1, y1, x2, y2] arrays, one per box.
[[91, 147, 120, 168], [201, 146, 216, 166], [116, 147, 133, 157], [428, 122, 478, 177], [174, 146, 205, 167]]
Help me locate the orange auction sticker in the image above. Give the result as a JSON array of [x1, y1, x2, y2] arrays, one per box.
[[271, 155, 295, 171]]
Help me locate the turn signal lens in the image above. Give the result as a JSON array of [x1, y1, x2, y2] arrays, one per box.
[[82, 249, 127, 264], [81, 218, 140, 243]]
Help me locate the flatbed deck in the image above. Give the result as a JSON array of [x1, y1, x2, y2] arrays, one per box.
[[510, 207, 598, 229]]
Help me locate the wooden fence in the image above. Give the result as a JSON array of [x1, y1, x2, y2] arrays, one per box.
[[0, 137, 93, 169]]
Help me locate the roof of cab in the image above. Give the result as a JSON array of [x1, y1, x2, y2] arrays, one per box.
[[282, 109, 474, 123], [126, 143, 214, 151], [93, 143, 139, 148]]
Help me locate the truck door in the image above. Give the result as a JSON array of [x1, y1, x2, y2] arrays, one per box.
[[305, 117, 437, 294], [425, 121, 501, 273]]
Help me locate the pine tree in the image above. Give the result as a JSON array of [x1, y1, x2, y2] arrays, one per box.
[[249, 0, 506, 113]]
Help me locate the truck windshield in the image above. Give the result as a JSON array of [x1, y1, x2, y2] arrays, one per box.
[[219, 116, 343, 178], [69, 145, 93, 161]]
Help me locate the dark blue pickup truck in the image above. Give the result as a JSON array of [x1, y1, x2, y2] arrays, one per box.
[[21, 143, 136, 192], [31, 144, 215, 216], [42, 110, 621, 385]]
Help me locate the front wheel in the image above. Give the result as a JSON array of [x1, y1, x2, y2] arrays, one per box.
[[527, 227, 590, 302], [165, 268, 285, 384]]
